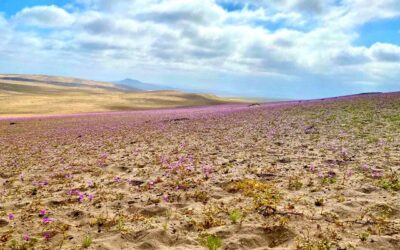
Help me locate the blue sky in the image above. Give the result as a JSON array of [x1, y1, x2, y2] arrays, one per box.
[[356, 19, 400, 47], [0, 1, 70, 17], [0, 0, 400, 99]]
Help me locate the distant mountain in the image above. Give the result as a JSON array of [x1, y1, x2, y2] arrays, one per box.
[[115, 79, 174, 91]]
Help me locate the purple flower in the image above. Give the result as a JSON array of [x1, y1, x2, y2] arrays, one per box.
[[203, 165, 213, 179], [43, 232, 51, 241], [42, 217, 54, 224], [87, 194, 94, 201], [114, 177, 122, 182], [309, 164, 316, 172], [78, 193, 85, 202], [327, 171, 336, 178], [8, 213, 14, 220], [39, 209, 46, 216], [68, 189, 80, 195]]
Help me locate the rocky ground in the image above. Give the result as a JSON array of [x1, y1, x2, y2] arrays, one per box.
[[0, 93, 399, 249]]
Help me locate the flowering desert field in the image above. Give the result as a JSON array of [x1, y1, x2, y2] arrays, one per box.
[[0, 92, 399, 250]]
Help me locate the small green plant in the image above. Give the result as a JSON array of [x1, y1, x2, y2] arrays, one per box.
[[115, 193, 125, 200], [226, 179, 282, 209], [10, 240, 27, 250], [162, 222, 168, 232], [384, 114, 400, 122], [359, 231, 369, 242], [200, 235, 222, 250], [296, 237, 334, 250], [82, 235, 93, 248], [378, 176, 400, 191], [229, 209, 242, 224], [288, 176, 303, 190], [9, 236, 37, 250], [116, 216, 125, 232], [371, 204, 396, 218], [321, 176, 337, 185]]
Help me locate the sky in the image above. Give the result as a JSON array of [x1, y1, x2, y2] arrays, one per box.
[[0, 0, 400, 99]]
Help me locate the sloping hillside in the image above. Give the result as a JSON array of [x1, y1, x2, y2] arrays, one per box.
[[0, 74, 243, 117]]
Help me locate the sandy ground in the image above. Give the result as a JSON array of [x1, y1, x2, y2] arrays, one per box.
[[0, 74, 243, 117], [0, 93, 399, 249]]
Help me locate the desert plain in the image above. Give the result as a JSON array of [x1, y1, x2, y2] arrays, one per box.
[[0, 83, 399, 249]]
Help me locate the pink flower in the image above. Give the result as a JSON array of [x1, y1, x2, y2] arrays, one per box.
[[186, 165, 194, 171], [23, 234, 30, 242], [65, 174, 74, 179], [202, 165, 213, 179], [39, 210, 46, 216], [361, 164, 369, 171], [346, 170, 353, 177], [149, 181, 156, 188], [372, 170, 383, 179], [163, 194, 169, 202]]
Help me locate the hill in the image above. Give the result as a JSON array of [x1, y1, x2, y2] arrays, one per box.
[[114, 78, 174, 91], [0, 74, 244, 117]]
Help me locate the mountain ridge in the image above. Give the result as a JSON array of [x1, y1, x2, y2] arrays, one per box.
[[114, 78, 175, 91]]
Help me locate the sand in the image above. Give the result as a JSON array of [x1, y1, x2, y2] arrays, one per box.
[[0, 93, 399, 249]]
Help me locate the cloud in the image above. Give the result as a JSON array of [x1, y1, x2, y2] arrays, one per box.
[[331, 48, 370, 65], [135, 1, 225, 25], [370, 43, 400, 62], [14, 5, 74, 28], [0, 0, 399, 98]]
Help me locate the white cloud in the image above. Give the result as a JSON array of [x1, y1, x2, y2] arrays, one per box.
[[14, 5, 75, 28], [0, 0, 399, 98]]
